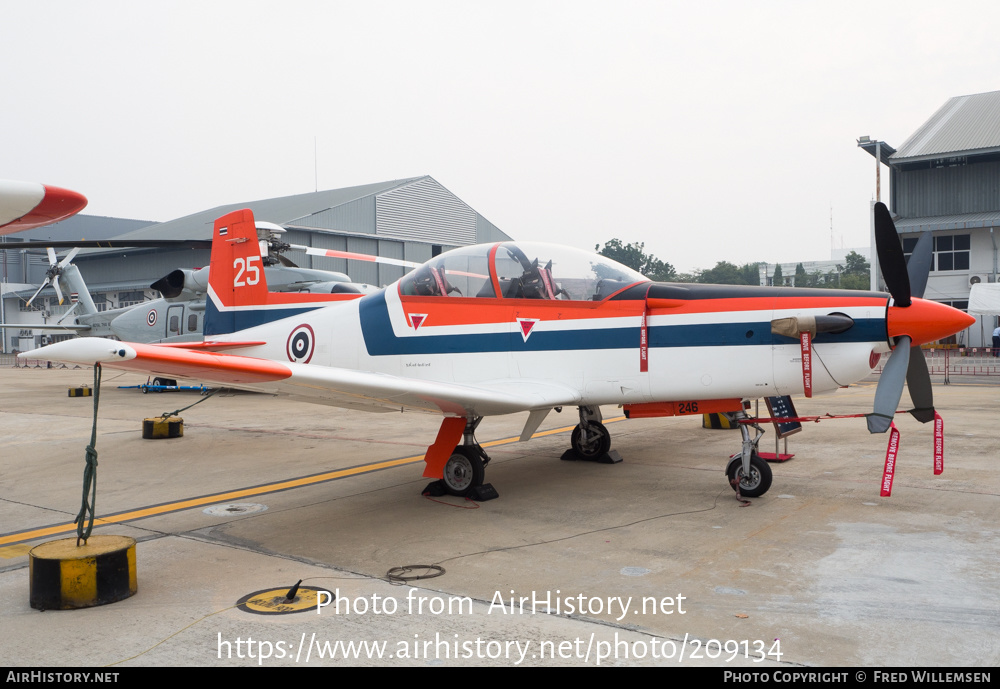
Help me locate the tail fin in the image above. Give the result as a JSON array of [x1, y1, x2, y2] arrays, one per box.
[[203, 208, 361, 338], [209, 209, 269, 305], [60, 264, 99, 315], [205, 209, 269, 336]]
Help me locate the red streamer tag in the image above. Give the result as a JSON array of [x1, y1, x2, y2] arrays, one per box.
[[639, 308, 649, 373], [881, 422, 900, 497], [933, 411, 944, 475], [800, 331, 812, 398]]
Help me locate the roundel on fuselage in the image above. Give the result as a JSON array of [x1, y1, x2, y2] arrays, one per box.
[[286, 324, 315, 364], [146, 309, 157, 327]]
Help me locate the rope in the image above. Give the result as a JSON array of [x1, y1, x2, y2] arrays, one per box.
[[75, 363, 101, 546], [159, 389, 219, 420]]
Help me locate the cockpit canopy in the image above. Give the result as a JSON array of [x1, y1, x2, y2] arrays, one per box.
[[399, 241, 649, 301]]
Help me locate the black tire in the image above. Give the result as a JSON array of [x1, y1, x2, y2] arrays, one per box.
[[571, 422, 611, 459], [442, 447, 485, 497], [727, 452, 773, 498]]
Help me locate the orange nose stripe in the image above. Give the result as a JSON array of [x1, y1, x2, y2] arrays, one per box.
[[887, 298, 977, 347]]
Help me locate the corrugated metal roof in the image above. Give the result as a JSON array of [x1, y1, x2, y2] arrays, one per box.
[[892, 90, 1000, 161], [108, 177, 425, 244], [893, 209, 1000, 232], [0, 215, 154, 243]]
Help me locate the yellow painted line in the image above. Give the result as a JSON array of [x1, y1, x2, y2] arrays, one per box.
[[0, 544, 33, 559], [0, 417, 627, 550]]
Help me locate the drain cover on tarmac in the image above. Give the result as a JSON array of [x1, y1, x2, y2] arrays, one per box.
[[237, 586, 333, 615]]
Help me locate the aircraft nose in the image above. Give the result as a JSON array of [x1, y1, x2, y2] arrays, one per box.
[[886, 298, 977, 347]]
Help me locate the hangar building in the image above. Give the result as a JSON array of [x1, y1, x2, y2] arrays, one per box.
[[2, 175, 510, 352], [860, 89, 1000, 348]]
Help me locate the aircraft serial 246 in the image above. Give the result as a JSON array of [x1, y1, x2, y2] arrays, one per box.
[[22, 204, 975, 499]]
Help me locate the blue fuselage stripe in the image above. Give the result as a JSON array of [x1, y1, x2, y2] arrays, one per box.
[[358, 292, 886, 356], [204, 299, 326, 336]]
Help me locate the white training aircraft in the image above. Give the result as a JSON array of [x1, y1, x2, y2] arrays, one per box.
[[22, 204, 975, 498]]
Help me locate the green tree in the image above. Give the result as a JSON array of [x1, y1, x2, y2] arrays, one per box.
[[839, 251, 870, 290], [840, 273, 870, 290], [843, 251, 870, 276], [772, 263, 783, 286], [696, 261, 742, 285], [794, 263, 807, 287], [695, 261, 762, 285], [739, 262, 762, 286], [595, 239, 677, 281]]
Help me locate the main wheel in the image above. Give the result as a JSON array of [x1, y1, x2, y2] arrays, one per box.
[[442, 447, 485, 497], [571, 422, 611, 460], [727, 452, 772, 498]]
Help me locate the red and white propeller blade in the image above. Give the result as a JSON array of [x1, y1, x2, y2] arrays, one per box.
[[290, 244, 423, 269]]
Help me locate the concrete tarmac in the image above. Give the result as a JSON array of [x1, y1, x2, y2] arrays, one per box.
[[1, 367, 998, 667]]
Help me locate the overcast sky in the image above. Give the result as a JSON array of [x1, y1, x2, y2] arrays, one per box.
[[3, 1, 999, 272]]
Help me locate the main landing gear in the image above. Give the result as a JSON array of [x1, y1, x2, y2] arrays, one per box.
[[441, 417, 492, 497], [567, 406, 618, 463], [725, 411, 772, 498]]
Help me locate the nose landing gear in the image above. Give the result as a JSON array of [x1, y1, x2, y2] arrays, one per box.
[[725, 412, 772, 498]]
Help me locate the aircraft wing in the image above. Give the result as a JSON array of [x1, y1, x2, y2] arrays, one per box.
[[20, 338, 582, 417], [0, 180, 88, 233]]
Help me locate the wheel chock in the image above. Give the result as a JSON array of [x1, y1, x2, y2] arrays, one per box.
[[142, 417, 184, 439], [702, 412, 738, 429], [29, 535, 137, 610], [68, 387, 92, 397]]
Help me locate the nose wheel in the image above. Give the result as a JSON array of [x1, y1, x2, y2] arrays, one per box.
[[725, 412, 773, 498], [726, 452, 772, 498]]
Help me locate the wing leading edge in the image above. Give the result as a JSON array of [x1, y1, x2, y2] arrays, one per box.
[[20, 337, 581, 417]]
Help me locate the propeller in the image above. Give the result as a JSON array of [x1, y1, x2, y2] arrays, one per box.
[[866, 202, 936, 433], [25, 246, 80, 307]]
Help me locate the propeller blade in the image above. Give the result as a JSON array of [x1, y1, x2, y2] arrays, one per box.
[[868, 335, 911, 433], [46, 247, 57, 266], [906, 347, 935, 423], [907, 231, 933, 300], [25, 278, 51, 307], [874, 202, 911, 307], [53, 277, 64, 305], [57, 302, 80, 324], [58, 246, 80, 268], [295, 244, 422, 268], [277, 254, 299, 268]]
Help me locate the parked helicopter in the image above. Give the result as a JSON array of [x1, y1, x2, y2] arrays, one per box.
[[4, 222, 383, 350]]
